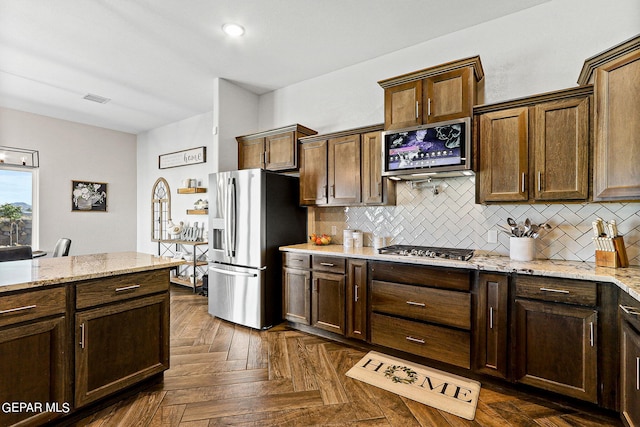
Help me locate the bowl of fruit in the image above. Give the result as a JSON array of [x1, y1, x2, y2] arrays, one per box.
[[309, 233, 332, 245]]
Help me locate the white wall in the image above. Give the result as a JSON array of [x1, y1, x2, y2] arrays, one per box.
[[136, 111, 215, 255], [0, 107, 137, 255], [258, 0, 640, 133], [135, 80, 259, 255]]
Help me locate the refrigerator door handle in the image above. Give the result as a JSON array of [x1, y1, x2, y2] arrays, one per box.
[[209, 266, 257, 278], [229, 177, 237, 257]]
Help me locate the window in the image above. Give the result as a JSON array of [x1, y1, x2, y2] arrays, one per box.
[[0, 167, 39, 247]]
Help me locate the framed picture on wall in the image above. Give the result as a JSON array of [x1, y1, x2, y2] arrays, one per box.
[[72, 181, 107, 212]]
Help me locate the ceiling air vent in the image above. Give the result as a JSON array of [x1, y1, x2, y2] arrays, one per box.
[[83, 93, 111, 104]]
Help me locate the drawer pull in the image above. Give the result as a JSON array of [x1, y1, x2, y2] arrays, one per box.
[[354, 285, 359, 302], [589, 322, 594, 347], [406, 336, 425, 344], [406, 301, 426, 307], [620, 305, 640, 316], [291, 258, 303, 262], [539, 287, 569, 294], [320, 262, 335, 267], [0, 304, 36, 315], [115, 284, 141, 293], [636, 357, 639, 391]]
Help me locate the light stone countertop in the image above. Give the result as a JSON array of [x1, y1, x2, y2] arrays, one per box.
[[0, 252, 184, 293], [281, 243, 640, 303]]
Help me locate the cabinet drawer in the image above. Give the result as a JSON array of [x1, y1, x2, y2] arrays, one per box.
[[284, 252, 310, 269], [370, 313, 470, 369], [516, 276, 597, 306], [620, 291, 640, 332], [370, 261, 470, 291], [312, 255, 346, 274], [371, 280, 470, 330], [76, 270, 168, 309], [0, 286, 66, 328]]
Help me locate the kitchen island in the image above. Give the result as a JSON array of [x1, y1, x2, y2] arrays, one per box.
[[0, 252, 182, 427], [280, 243, 640, 422]]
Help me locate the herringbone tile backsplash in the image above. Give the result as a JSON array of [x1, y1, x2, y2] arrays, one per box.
[[314, 177, 640, 265]]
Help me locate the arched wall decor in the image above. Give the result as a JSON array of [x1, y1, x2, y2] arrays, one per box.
[[151, 177, 172, 242]]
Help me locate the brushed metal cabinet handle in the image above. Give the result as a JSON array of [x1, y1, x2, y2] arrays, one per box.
[[115, 284, 141, 293], [406, 301, 426, 307], [354, 285, 359, 302], [521, 173, 526, 193], [539, 287, 570, 294], [406, 336, 425, 344], [589, 321, 594, 347], [489, 306, 494, 329], [0, 304, 36, 315], [320, 262, 335, 267], [620, 305, 640, 316], [537, 171, 542, 192], [427, 98, 431, 116], [79, 323, 85, 349], [415, 101, 419, 119], [636, 357, 639, 391], [265, 150, 269, 164]]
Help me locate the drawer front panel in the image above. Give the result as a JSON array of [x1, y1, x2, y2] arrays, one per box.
[[620, 291, 640, 332], [369, 261, 470, 291], [370, 313, 470, 368], [312, 255, 346, 274], [516, 276, 596, 306], [0, 286, 66, 327], [76, 270, 168, 309], [371, 280, 470, 330], [284, 252, 310, 269]]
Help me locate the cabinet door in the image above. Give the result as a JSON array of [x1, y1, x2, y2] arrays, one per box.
[[474, 273, 509, 379], [238, 137, 265, 170], [478, 107, 529, 202], [593, 50, 640, 201], [361, 131, 384, 204], [299, 140, 328, 205], [311, 271, 345, 335], [384, 80, 422, 130], [283, 267, 311, 325], [0, 316, 68, 426], [75, 293, 169, 407], [328, 134, 361, 205], [424, 67, 473, 124], [621, 320, 640, 427], [514, 299, 597, 402], [265, 131, 296, 171], [346, 259, 367, 340], [533, 96, 590, 201]]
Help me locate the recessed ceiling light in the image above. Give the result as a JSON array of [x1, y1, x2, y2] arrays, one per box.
[[222, 23, 245, 37]]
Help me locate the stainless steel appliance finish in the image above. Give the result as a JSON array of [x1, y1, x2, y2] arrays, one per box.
[[378, 245, 474, 261], [208, 169, 306, 329]]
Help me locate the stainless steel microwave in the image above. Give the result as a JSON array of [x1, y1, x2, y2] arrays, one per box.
[[381, 117, 472, 179]]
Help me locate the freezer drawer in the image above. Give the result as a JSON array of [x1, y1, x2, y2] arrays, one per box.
[[207, 264, 268, 329]]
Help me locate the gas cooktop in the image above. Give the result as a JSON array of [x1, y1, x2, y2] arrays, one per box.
[[377, 245, 474, 261]]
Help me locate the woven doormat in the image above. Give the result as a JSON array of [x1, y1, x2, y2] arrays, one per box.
[[346, 351, 481, 420]]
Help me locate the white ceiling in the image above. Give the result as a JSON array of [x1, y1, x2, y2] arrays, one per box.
[[0, 0, 548, 134]]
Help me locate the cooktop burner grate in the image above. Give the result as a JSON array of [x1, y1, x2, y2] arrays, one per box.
[[378, 245, 474, 261]]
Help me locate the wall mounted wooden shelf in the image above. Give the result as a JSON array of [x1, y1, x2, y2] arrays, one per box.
[[177, 187, 206, 194], [186, 209, 208, 215]]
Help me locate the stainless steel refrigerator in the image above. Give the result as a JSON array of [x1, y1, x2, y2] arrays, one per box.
[[208, 169, 306, 329]]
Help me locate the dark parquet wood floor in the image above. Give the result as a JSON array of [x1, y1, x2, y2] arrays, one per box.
[[71, 286, 622, 426]]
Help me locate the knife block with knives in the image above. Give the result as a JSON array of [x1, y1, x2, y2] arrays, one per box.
[[592, 218, 629, 268]]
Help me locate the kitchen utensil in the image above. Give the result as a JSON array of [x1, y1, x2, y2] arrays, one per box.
[[507, 218, 518, 236], [524, 218, 531, 236], [609, 220, 619, 237]]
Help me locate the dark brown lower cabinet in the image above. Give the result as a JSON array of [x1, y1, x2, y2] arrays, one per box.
[[0, 315, 68, 426], [346, 259, 367, 340], [75, 293, 169, 407], [620, 298, 640, 427], [474, 273, 509, 379], [311, 271, 345, 335], [514, 299, 598, 402], [283, 266, 311, 325]]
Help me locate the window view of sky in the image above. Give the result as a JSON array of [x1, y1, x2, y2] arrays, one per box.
[[0, 169, 32, 206]]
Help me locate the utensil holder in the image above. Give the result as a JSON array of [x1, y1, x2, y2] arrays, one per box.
[[510, 237, 535, 261], [595, 236, 629, 268]]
